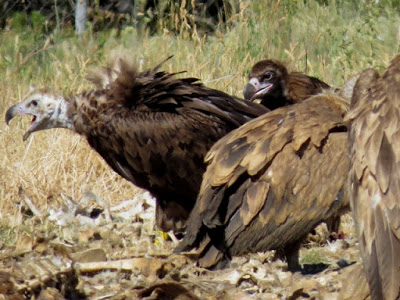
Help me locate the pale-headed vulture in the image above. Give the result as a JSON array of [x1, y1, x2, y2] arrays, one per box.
[[5, 57, 269, 234]]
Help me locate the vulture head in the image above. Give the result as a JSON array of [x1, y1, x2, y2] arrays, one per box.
[[243, 60, 288, 107], [5, 88, 72, 141], [243, 59, 334, 110]]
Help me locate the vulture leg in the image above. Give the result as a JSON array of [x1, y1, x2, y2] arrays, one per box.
[[155, 198, 191, 233], [274, 242, 301, 272], [283, 243, 301, 272], [324, 215, 341, 234], [198, 244, 230, 270]]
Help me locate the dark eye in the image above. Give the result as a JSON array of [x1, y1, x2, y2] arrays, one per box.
[[262, 71, 274, 81], [30, 100, 38, 107]]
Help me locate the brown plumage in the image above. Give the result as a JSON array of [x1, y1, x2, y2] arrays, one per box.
[[175, 91, 350, 271], [346, 55, 400, 300], [5, 58, 269, 233], [243, 59, 333, 110], [243, 59, 348, 235]]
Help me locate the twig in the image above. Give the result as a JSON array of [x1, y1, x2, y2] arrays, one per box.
[[19, 41, 56, 66], [19, 187, 43, 217], [204, 74, 235, 84], [76, 257, 164, 276]]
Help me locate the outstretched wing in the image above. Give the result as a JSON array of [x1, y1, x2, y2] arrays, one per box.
[[347, 56, 400, 300], [177, 93, 350, 267]]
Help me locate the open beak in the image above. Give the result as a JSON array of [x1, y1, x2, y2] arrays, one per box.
[[5, 103, 43, 141], [243, 79, 273, 102]]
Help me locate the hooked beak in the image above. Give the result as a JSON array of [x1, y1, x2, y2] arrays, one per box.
[[5, 103, 44, 141], [243, 78, 273, 102], [243, 83, 257, 101], [5, 104, 21, 125]]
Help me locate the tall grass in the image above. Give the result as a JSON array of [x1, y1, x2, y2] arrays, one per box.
[[0, 0, 399, 241]]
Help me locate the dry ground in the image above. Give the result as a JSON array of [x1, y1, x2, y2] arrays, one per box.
[[0, 187, 370, 300]]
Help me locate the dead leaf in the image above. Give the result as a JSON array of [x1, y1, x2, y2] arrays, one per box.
[[293, 278, 319, 294], [37, 287, 66, 300], [15, 234, 34, 253], [77, 227, 96, 244], [71, 248, 107, 263], [138, 281, 200, 300]]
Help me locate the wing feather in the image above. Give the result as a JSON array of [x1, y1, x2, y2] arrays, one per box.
[[348, 55, 400, 300], [176, 92, 350, 266], [287, 72, 333, 103]]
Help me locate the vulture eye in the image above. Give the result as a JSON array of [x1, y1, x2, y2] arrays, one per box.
[[262, 71, 274, 81]]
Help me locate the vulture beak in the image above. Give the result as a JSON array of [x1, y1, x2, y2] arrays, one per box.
[[5, 104, 22, 126], [5, 93, 58, 141], [243, 78, 273, 102]]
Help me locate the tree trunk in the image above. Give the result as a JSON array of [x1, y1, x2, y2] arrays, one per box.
[[75, 0, 87, 35]]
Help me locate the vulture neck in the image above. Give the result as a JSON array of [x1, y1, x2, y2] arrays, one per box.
[[262, 76, 292, 110], [58, 97, 75, 129], [262, 96, 292, 110], [54, 96, 75, 131], [262, 89, 292, 110]]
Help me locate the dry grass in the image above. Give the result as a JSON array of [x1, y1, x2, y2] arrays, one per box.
[[0, 0, 399, 245]]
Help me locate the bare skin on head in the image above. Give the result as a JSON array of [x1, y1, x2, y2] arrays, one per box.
[[5, 88, 73, 141]]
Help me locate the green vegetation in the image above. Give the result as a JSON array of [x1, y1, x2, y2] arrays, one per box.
[[1, 0, 399, 94], [300, 248, 331, 265], [0, 225, 16, 246]]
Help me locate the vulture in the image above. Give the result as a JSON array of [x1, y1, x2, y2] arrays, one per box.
[[243, 59, 333, 109], [175, 90, 351, 271], [5, 57, 269, 233], [243, 58, 346, 234], [346, 55, 400, 300]]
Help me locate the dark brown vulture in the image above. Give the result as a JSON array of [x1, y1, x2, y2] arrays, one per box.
[[5, 58, 269, 233], [175, 91, 350, 271], [243, 59, 345, 234], [243, 59, 333, 110], [346, 55, 400, 300]]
